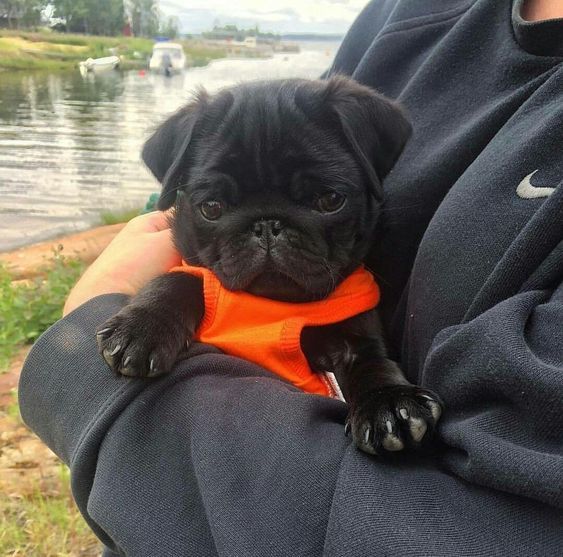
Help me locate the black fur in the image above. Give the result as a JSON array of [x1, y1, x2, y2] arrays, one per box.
[[97, 76, 443, 455]]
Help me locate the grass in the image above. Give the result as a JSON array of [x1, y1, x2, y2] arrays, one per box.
[[0, 249, 86, 372], [1, 392, 99, 555], [183, 42, 230, 67], [0, 206, 144, 371], [0, 490, 97, 556], [0, 255, 99, 554], [99, 206, 142, 225], [0, 462, 99, 556], [6, 391, 20, 421], [0, 29, 227, 71]]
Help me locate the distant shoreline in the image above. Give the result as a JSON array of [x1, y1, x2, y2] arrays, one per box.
[[0, 30, 226, 72], [280, 34, 344, 41]]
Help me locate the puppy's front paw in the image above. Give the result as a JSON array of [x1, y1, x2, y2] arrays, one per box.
[[96, 306, 188, 378], [346, 386, 443, 456]]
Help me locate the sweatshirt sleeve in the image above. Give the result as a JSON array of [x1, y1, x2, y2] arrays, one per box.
[[18, 294, 146, 549], [17, 295, 349, 556], [19, 292, 563, 556], [19, 294, 132, 467], [423, 279, 563, 508]]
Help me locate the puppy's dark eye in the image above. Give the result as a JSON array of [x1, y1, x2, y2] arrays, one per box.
[[200, 200, 223, 221], [315, 192, 346, 214]]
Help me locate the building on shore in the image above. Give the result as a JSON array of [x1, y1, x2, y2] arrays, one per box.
[[201, 26, 300, 57]]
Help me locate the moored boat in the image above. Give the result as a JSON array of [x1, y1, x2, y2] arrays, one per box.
[[79, 55, 120, 76], [149, 42, 186, 75]]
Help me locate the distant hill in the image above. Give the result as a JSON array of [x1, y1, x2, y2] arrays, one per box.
[[202, 25, 280, 41]]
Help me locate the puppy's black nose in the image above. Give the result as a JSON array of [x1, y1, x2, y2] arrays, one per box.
[[252, 220, 283, 239]]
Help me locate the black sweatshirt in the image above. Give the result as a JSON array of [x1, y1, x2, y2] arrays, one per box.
[[19, 1, 563, 555]]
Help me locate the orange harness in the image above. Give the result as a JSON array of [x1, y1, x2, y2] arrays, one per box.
[[170, 263, 380, 397]]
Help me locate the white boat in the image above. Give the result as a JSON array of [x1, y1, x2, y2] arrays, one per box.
[[79, 55, 120, 76], [149, 42, 186, 75]]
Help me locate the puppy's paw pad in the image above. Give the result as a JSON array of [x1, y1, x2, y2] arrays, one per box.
[[407, 417, 427, 443], [418, 395, 442, 420], [347, 386, 443, 456], [382, 432, 404, 452]]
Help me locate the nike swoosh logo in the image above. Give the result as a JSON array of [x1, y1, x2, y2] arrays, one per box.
[[516, 170, 556, 199]]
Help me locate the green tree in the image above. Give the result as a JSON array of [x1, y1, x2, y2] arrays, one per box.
[[127, 0, 159, 37], [88, 0, 125, 35], [52, 0, 124, 35], [159, 15, 179, 39], [0, 0, 46, 28], [51, 0, 88, 32]]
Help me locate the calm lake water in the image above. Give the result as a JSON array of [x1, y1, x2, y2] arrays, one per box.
[[0, 42, 340, 251]]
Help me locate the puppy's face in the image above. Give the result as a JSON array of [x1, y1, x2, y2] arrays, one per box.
[[142, 77, 411, 302]]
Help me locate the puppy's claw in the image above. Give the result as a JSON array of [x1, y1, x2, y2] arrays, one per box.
[[344, 422, 351, 437], [96, 327, 113, 337], [110, 344, 121, 356], [147, 358, 162, 377], [360, 432, 377, 455], [120, 356, 131, 375], [102, 348, 118, 368]]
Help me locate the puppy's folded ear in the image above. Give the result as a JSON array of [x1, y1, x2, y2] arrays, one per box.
[[142, 89, 208, 210], [296, 76, 412, 200]]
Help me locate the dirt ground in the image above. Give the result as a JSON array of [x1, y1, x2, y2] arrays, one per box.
[[0, 223, 125, 280], [0, 352, 100, 556], [0, 348, 59, 499], [1, 349, 33, 478]]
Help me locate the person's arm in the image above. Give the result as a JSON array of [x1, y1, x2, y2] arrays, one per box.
[[425, 278, 563, 508], [19, 289, 563, 556], [19, 212, 563, 555], [20, 290, 350, 556], [19, 212, 350, 554]]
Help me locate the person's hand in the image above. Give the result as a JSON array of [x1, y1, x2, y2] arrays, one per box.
[[63, 211, 181, 316]]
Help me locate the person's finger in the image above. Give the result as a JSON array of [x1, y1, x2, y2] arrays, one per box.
[[147, 210, 174, 232], [149, 229, 182, 266], [127, 210, 172, 233]]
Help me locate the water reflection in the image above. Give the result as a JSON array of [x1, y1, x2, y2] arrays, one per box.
[[0, 43, 339, 251]]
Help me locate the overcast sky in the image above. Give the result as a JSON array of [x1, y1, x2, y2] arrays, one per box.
[[159, 0, 367, 34]]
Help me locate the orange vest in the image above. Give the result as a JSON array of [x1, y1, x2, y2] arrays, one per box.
[[170, 263, 380, 397]]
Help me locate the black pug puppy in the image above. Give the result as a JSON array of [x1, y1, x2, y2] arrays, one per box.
[[97, 76, 443, 455]]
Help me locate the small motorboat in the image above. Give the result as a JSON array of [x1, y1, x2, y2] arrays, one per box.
[[149, 42, 186, 76], [79, 55, 120, 76]]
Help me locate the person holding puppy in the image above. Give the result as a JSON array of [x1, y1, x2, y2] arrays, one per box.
[[19, 1, 563, 556]]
